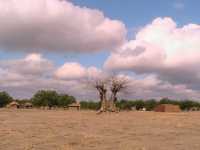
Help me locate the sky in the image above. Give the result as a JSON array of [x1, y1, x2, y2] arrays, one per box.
[[0, 0, 200, 100]]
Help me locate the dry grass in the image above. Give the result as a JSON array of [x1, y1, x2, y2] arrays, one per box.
[[0, 109, 200, 150]]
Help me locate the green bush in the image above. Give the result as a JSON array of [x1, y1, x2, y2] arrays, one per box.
[[32, 90, 76, 107], [0, 91, 13, 108], [80, 101, 100, 110]]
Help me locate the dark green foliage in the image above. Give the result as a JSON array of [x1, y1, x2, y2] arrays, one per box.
[[16, 99, 31, 105], [57, 94, 76, 107], [179, 100, 199, 111], [2, 89, 200, 111], [0, 91, 13, 107], [32, 90, 75, 107], [145, 99, 157, 111], [159, 98, 179, 105], [115, 98, 200, 111], [134, 100, 145, 110], [116, 100, 135, 110], [80, 101, 100, 110]]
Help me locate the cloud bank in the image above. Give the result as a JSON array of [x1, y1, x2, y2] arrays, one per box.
[[0, 0, 126, 52], [0, 53, 200, 100], [105, 17, 200, 92]]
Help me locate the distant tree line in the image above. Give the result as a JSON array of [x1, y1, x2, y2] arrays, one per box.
[[1, 91, 200, 111], [0, 90, 76, 108], [78, 98, 200, 111], [116, 98, 200, 111]]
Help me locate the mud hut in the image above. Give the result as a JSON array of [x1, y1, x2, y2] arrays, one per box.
[[190, 107, 200, 111], [24, 102, 33, 109], [7, 101, 20, 109], [68, 102, 80, 110], [154, 104, 181, 112]]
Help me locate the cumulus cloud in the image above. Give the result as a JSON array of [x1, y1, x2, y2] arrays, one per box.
[[0, 53, 200, 100], [0, 53, 54, 77], [54, 62, 102, 80], [105, 17, 200, 90], [0, 0, 126, 52], [54, 62, 87, 80], [120, 75, 200, 100], [0, 54, 103, 99]]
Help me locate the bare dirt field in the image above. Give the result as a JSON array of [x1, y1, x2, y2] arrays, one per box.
[[0, 109, 200, 150]]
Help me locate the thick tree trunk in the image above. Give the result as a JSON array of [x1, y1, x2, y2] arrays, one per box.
[[108, 94, 118, 112], [98, 90, 108, 113]]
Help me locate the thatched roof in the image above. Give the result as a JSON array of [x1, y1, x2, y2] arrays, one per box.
[[8, 101, 19, 106], [7, 101, 19, 108], [68, 102, 80, 107], [24, 102, 33, 106]]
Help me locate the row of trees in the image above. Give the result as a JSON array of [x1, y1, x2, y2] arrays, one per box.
[[1, 90, 200, 111], [0, 90, 76, 108], [116, 98, 200, 111], [78, 98, 200, 111]]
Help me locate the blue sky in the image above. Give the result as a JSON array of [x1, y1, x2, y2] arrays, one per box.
[[73, 0, 200, 27]]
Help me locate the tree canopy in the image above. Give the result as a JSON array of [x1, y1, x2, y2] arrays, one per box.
[[0, 91, 13, 108], [32, 90, 76, 107]]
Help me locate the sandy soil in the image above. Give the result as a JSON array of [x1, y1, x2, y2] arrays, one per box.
[[0, 109, 200, 150]]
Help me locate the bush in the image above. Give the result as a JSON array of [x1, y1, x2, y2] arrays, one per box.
[[0, 91, 13, 108], [32, 90, 76, 107], [80, 101, 100, 110], [57, 94, 76, 107], [145, 99, 157, 111]]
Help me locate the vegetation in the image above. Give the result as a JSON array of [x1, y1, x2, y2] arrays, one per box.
[[1, 90, 200, 111], [90, 75, 128, 113], [0, 91, 13, 108], [31, 90, 76, 108], [116, 98, 200, 111], [80, 101, 100, 110]]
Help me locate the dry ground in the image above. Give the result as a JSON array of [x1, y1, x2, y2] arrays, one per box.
[[0, 109, 200, 150]]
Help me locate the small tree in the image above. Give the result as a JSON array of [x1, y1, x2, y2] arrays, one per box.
[[57, 94, 76, 107], [145, 99, 157, 111], [0, 91, 12, 108], [32, 90, 59, 108]]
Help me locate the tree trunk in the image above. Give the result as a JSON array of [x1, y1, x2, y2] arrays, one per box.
[[108, 94, 118, 112], [98, 90, 108, 113]]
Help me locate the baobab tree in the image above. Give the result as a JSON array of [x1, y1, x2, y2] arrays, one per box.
[[90, 75, 129, 113], [94, 79, 108, 112], [109, 75, 129, 112]]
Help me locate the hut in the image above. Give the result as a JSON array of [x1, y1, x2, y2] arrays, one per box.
[[154, 104, 181, 112], [7, 101, 20, 109], [68, 102, 80, 110], [190, 107, 200, 111], [24, 102, 33, 109]]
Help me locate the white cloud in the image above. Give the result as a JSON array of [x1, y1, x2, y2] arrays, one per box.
[[54, 62, 87, 80], [54, 62, 103, 80], [105, 17, 200, 90], [0, 53, 200, 100], [0, 0, 126, 53], [0, 53, 54, 77]]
